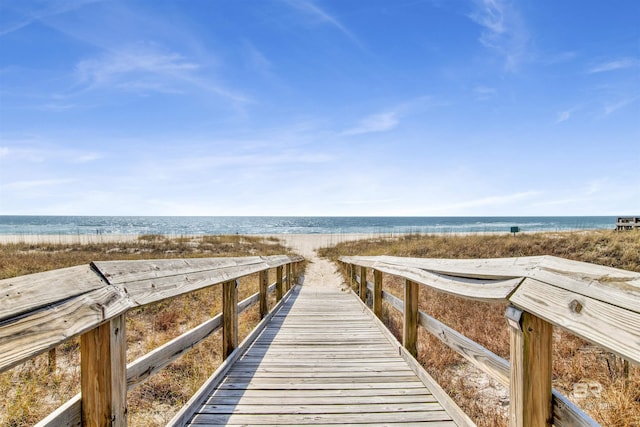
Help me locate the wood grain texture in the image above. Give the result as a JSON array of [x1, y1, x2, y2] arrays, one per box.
[[259, 270, 268, 318], [276, 266, 283, 301], [80, 314, 127, 427], [373, 269, 383, 319], [403, 279, 418, 357], [510, 278, 640, 364], [508, 312, 553, 427], [222, 280, 238, 359], [0, 255, 301, 374], [182, 285, 463, 426]]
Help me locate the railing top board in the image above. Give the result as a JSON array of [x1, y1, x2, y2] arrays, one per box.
[[0, 255, 303, 373], [339, 255, 640, 364]]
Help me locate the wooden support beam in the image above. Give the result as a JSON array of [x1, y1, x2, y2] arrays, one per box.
[[48, 348, 56, 373], [259, 270, 268, 319], [286, 263, 292, 292], [80, 314, 127, 427], [506, 306, 553, 427], [359, 266, 367, 303], [223, 280, 239, 359], [276, 266, 283, 301], [373, 269, 383, 319], [403, 279, 419, 357]]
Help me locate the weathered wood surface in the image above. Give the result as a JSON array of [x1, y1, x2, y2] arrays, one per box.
[[182, 285, 467, 426], [342, 255, 640, 365], [0, 255, 301, 373]]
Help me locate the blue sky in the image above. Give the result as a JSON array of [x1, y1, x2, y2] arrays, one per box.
[[0, 0, 638, 216]]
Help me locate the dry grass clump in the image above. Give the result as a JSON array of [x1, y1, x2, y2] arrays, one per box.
[[321, 230, 640, 427], [0, 235, 298, 427]]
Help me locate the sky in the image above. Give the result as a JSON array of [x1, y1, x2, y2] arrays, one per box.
[[0, 0, 639, 216]]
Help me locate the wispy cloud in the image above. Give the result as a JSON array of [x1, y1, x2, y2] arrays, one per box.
[[603, 97, 638, 116], [74, 43, 249, 104], [589, 57, 639, 73], [283, 0, 364, 49], [76, 44, 198, 87], [0, 147, 9, 158], [343, 112, 399, 135], [555, 106, 580, 123], [0, 0, 103, 36], [468, 0, 529, 71], [473, 85, 496, 100]]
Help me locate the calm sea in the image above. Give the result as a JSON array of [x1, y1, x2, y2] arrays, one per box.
[[0, 216, 618, 236]]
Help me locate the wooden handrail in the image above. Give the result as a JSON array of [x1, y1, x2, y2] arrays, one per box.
[[0, 255, 302, 426], [341, 255, 640, 427]]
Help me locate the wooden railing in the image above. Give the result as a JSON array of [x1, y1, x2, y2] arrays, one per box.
[[0, 255, 303, 426], [339, 255, 640, 427]]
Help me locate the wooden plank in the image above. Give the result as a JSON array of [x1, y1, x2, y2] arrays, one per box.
[[0, 265, 106, 322], [418, 311, 510, 387], [167, 285, 298, 427], [199, 402, 445, 414], [360, 266, 367, 303], [276, 266, 283, 301], [223, 280, 238, 359], [189, 411, 454, 425], [510, 278, 640, 364], [286, 263, 291, 292], [126, 313, 222, 390], [259, 270, 268, 318], [80, 314, 127, 427], [0, 286, 133, 373], [33, 393, 81, 427], [348, 287, 476, 427], [373, 269, 383, 319], [204, 394, 438, 405], [403, 279, 418, 357], [507, 308, 552, 427], [552, 389, 600, 427]]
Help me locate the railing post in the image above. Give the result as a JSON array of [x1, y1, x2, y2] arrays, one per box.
[[80, 314, 127, 426], [286, 263, 292, 292], [403, 279, 418, 357], [276, 266, 283, 301], [359, 266, 367, 303], [48, 348, 56, 373], [223, 279, 239, 359], [259, 270, 268, 319], [373, 269, 382, 319], [506, 306, 553, 427]]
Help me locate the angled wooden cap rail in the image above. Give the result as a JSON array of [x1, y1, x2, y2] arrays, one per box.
[[339, 254, 640, 364], [0, 255, 303, 373]]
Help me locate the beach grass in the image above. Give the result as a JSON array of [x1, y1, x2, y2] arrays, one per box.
[[318, 230, 640, 427], [0, 235, 299, 427]]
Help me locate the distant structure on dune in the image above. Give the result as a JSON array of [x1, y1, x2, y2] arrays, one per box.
[[616, 217, 640, 231]]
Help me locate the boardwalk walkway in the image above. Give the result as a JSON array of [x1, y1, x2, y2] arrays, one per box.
[[181, 248, 462, 426]]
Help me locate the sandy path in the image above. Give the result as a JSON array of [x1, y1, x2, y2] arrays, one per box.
[[273, 234, 369, 289]]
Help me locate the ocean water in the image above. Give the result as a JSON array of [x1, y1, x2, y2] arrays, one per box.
[[0, 216, 618, 236]]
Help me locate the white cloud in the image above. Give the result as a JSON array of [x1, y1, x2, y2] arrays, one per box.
[[468, 0, 529, 71], [284, 0, 364, 49], [343, 112, 399, 135], [0, 0, 104, 36], [0, 147, 9, 158], [603, 97, 638, 115], [589, 58, 639, 73], [76, 44, 198, 87], [73, 43, 249, 104], [555, 106, 580, 123], [473, 85, 496, 100]]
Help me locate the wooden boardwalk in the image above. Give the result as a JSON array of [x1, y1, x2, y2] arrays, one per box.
[[183, 285, 461, 426]]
